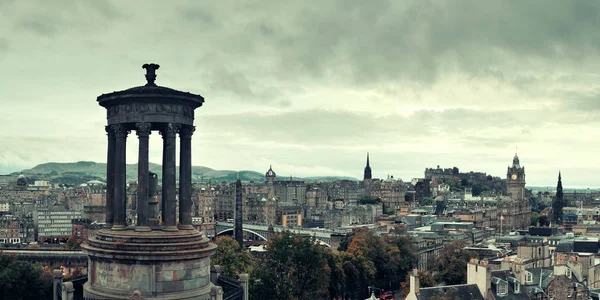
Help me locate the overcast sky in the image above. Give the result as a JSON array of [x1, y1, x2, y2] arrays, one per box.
[[1, 1, 599, 187]]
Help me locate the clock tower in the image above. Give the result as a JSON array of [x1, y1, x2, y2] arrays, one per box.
[[507, 153, 526, 201]]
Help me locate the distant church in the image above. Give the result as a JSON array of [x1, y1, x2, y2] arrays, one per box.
[[363, 153, 372, 180]]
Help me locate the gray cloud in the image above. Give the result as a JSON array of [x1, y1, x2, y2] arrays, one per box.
[[0, 38, 7, 54], [1, 1, 599, 186]]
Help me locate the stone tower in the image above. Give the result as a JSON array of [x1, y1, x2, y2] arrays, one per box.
[[363, 153, 372, 180], [265, 165, 276, 183], [83, 64, 217, 299], [507, 153, 526, 201], [553, 171, 564, 225]]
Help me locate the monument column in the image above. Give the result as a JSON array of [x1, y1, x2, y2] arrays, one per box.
[[135, 122, 152, 232], [178, 125, 195, 230], [161, 123, 179, 231], [111, 124, 129, 230], [105, 126, 115, 228]]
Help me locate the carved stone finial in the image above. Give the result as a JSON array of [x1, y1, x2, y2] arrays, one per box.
[[142, 63, 160, 86]]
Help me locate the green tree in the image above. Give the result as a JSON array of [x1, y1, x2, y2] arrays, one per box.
[[65, 234, 82, 250], [339, 228, 416, 297], [420, 197, 433, 205], [359, 196, 380, 205], [433, 241, 475, 285], [211, 236, 254, 277], [250, 231, 330, 300], [531, 212, 540, 226], [324, 248, 346, 299], [538, 215, 550, 227], [0, 255, 53, 300]]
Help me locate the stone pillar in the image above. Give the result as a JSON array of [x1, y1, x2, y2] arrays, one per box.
[[135, 122, 152, 232], [52, 269, 63, 300], [178, 125, 195, 230], [161, 123, 179, 231], [210, 265, 221, 285], [239, 273, 249, 300], [62, 282, 74, 300], [148, 172, 159, 227], [112, 124, 129, 230], [210, 285, 223, 300], [105, 126, 115, 228]]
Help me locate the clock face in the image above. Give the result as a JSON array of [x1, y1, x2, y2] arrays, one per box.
[[511, 174, 517, 180]]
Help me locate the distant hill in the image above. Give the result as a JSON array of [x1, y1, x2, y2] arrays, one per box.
[[302, 176, 358, 182], [16, 161, 356, 185]]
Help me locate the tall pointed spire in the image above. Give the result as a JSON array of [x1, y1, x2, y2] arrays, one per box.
[[363, 152, 372, 180], [553, 170, 564, 226]]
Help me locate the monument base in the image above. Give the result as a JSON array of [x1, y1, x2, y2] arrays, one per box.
[[82, 229, 216, 300]]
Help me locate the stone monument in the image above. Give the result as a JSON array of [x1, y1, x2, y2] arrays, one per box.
[[83, 64, 217, 299]]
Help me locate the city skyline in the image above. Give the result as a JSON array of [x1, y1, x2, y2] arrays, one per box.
[[1, 1, 600, 187]]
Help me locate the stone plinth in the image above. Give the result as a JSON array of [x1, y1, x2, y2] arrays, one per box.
[[82, 229, 216, 300]]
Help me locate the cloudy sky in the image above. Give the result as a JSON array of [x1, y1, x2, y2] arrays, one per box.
[[1, 1, 599, 187]]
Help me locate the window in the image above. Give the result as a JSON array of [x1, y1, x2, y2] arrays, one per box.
[[525, 271, 533, 283], [497, 283, 508, 295], [515, 282, 520, 293]]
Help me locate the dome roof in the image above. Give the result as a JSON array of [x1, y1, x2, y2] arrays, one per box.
[[512, 153, 520, 168], [97, 64, 204, 109]]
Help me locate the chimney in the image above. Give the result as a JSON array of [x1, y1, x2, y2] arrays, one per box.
[[467, 259, 491, 299], [410, 269, 420, 295]]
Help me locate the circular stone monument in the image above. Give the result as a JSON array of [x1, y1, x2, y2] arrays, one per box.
[[83, 64, 217, 299]]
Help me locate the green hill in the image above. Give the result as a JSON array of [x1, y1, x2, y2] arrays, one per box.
[[19, 161, 265, 183], [17, 161, 356, 185]]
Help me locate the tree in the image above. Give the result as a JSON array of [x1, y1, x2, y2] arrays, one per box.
[[339, 228, 417, 297], [0, 255, 53, 300], [324, 248, 346, 299], [531, 212, 540, 226], [433, 241, 475, 285], [250, 231, 330, 300], [538, 215, 550, 227], [65, 234, 82, 250], [420, 197, 433, 206], [211, 236, 254, 277], [359, 196, 380, 205]]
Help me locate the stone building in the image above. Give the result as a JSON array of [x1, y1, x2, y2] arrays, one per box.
[[273, 177, 306, 204], [34, 208, 82, 243], [498, 153, 531, 230], [546, 275, 589, 299], [0, 215, 21, 244]]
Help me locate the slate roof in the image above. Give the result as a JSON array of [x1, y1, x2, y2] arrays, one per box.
[[489, 272, 529, 300], [522, 268, 554, 299], [417, 284, 484, 300]]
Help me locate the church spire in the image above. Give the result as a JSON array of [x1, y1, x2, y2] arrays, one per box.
[[553, 170, 564, 225], [363, 152, 372, 180], [557, 171, 563, 189]]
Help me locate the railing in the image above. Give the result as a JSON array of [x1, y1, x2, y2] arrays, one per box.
[[223, 286, 244, 300], [219, 275, 244, 300], [56, 283, 62, 300]]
